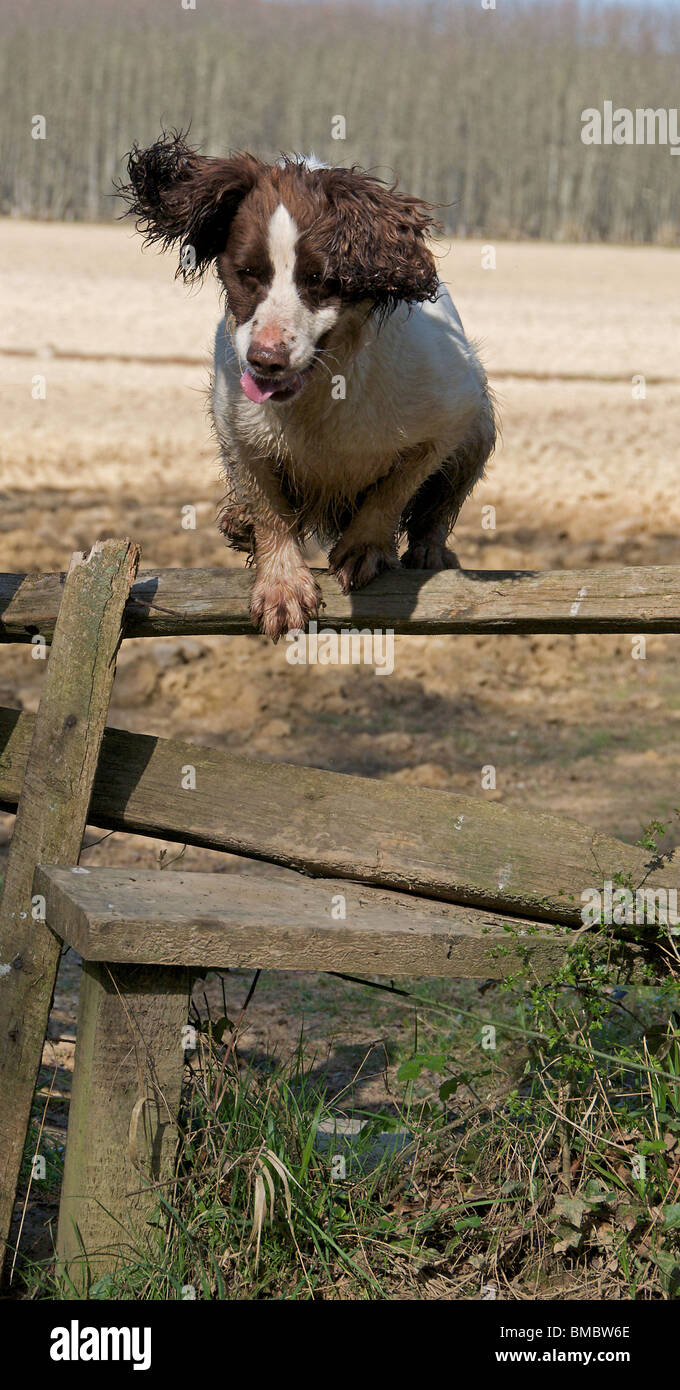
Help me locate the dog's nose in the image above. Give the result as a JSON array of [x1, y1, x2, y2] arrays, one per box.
[[247, 340, 290, 374]]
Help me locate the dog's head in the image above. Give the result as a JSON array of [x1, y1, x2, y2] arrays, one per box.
[[121, 133, 440, 404]]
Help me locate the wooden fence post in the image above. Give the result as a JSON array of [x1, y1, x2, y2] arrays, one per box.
[[0, 539, 139, 1279], [56, 962, 191, 1293]]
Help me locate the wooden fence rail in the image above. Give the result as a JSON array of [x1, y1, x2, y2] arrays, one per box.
[[34, 864, 650, 985], [1, 707, 678, 931], [3, 563, 680, 640]]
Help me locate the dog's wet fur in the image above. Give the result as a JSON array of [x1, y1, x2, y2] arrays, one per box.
[[122, 133, 496, 639]]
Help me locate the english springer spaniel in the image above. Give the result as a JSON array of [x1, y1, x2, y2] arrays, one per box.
[[122, 135, 496, 639]]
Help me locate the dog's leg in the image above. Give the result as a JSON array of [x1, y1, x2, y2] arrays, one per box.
[[216, 449, 256, 553], [401, 397, 496, 570], [328, 442, 442, 593], [330, 394, 496, 592], [251, 520, 321, 641], [239, 460, 321, 640]]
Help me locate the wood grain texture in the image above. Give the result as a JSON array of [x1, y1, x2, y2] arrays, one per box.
[[0, 707, 675, 929], [35, 866, 654, 983], [56, 960, 190, 1289], [3, 564, 680, 639], [0, 540, 139, 1276]]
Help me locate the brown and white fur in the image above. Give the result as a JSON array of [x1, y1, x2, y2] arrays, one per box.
[[122, 134, 496, 639]]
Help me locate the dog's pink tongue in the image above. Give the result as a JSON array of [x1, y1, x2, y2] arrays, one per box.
[[240, 369, 279, 403]]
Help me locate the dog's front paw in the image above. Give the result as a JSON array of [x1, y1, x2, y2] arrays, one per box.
[[401, 541, 461, 571], [250, 567, 321, 641], [329, 540, 398, 594], [219, 504, 255, 553]]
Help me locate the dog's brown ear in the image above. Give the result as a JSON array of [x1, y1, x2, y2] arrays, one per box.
[[119, 132, 262, 279], [319, 167, 440, 315]]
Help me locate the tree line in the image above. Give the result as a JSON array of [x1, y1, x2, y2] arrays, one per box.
[[1, 0, 678, 243]]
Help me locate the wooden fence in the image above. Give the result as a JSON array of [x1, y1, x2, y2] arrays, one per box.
[[0, 548, 678, 1290], [3, 562, 680, 638]]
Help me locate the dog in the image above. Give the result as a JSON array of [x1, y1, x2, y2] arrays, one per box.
[[122, 134, 496, 639]]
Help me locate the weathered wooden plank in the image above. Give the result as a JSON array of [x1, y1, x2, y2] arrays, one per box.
[[0, 541, 140, 1277], [35, 864, 654, 982], [56, 960, 190, 1290], [3, 563, 680, 639], [1, 707, 677, 929]]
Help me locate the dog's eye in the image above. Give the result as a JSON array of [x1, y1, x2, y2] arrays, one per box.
[[308, 273, 336, 300], [238, 266, 259, 283]]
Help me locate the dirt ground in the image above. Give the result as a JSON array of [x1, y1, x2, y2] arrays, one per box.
[[2, 221, 680, 1264]]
